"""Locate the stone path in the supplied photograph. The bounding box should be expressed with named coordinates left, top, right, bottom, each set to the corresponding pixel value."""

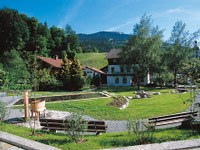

left=0, top=131, right=60, bottom=150
left=0, top=141, right=24, bottom=150
left=105, top=138, right=200, bottom=150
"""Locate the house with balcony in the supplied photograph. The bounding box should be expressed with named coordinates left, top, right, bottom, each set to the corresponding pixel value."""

left=105, top=48, right=150, bottom=86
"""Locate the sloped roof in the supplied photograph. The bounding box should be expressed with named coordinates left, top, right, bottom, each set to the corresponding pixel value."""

left=84, top=66, right=106, bottom=75
left=105, top=48, right=122, bottom=59
left=37, top=56, right=62, bottom=68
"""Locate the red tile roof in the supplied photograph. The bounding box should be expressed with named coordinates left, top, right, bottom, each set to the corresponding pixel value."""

left=37, top=56, right=62, bottom=68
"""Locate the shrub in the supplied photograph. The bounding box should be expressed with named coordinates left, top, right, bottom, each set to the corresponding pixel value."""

left=37, top=69, right=62, bottom=91
left=64, top=112, right=87, bottom=143
left=0, top=101, right=7, bottom=122
left=127, top=119, right=155, bottom=144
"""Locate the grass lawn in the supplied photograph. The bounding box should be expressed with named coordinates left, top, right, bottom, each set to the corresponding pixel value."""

left=46, top=90, right=192, bottom=120
left=76, top=52, right=108, bottom=69
left=0, top=122, right=200, bottom=150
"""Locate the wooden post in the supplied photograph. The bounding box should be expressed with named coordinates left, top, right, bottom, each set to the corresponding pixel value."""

left=24, top=91, right=29, bottom=120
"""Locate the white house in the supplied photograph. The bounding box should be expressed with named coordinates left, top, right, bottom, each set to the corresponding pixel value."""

left=83, top=66, right=107, bottom=84
left=105, top=48, right=150, bottom=86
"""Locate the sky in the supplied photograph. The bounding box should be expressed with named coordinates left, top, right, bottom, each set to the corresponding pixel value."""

left=1, top=0, right=200, bottom=40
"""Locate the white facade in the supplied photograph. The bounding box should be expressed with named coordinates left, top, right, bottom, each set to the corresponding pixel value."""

left=107, top=76, right=132, bottom=86
left=107, top=65, right=133, bottom=86
left=83, top=68, right=99, bottom=78
left=107, top=64, right=150, bottom=86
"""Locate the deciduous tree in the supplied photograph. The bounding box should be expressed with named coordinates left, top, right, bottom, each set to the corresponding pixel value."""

left=120, top=14, right=163, bottom=89
left=164, top=21, right=200, bottom=86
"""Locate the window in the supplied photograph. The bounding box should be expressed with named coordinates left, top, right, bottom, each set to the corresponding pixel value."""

left=111, top=67, right=115, bottom=73
left=127, top=67, right=130, bottom=73
left=115, top=77, right=119, bottom=84
left=120, top=66, right=124, bottom=73
left=123, top=77, right=127, bottom=84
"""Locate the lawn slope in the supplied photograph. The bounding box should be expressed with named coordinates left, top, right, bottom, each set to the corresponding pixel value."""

left=46, top=92, right=191, bottom=120
left=76, top=52, right=108, bottom=69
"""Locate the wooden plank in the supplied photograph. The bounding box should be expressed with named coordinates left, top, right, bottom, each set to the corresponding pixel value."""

left=40, top=119, right=107, bottom=133
left=155, top=118, right=190, bottom=126
left=149, top=115, right=192, bottom=123
left=149, top=111, right=197, bottom=120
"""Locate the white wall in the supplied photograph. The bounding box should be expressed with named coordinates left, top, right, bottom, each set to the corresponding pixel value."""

left=107, top=76, right=132, bottom=86
left=83, top=68, right=99, bottom=78
left=107, top=65, right=133, bottom=74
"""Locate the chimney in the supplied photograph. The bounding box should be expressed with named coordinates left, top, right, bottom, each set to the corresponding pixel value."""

left=55, top=55, right=58, bottom=60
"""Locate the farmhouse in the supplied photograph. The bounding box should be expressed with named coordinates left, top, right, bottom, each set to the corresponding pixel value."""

left=37, top=56, right=62, bottom=74
left=37, top=56, right=106, bottom=84
left=105, top=48, right=150, bottom=86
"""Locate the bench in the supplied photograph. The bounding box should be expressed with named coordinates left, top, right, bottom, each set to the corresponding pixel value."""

left=176, top=88, right=189, bottom=93
left=148, top=111, right=198, bottom=126
left=39, top=118, right=107, bottom=135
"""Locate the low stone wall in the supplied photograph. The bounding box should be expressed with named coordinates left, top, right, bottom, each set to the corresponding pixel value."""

left=14, top=92, right=107, bottom=105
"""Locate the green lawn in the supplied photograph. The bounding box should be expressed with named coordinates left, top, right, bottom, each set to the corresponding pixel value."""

left=46, top=91, right=192, bottom=120
left=76, top=52, right=108, bottom=69
left=0, top=122, right=200, bottom=150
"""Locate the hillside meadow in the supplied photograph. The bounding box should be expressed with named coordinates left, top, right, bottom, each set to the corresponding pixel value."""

left=76, top=52, right=108, bottom=69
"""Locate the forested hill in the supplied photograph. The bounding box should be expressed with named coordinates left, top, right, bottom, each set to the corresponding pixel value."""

left=77, top=31, right=131, bottom=52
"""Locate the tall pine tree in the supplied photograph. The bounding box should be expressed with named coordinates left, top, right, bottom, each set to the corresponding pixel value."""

left=60, top=54, right=70, bottom=90
left=70, top=58, right=85, bottom=91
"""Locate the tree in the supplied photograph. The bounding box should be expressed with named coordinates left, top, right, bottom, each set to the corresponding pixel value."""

left=2, top=49, right=30, bottom=90
left=0, top=8, right=29, bottom=54
left=70, top=58, right=85, bottom=91
left=0, top=101, right=7, bottom=122
left=182, top=58, right=200, bottom=85
left=60, top=53, right=71, bottom=90
left=49, top=26, right=66, bottom=56
left=164, top=21, right=200, bottom=86
left=64, top=112, right=87, bottom=142
left=0, top=65, right=6, bottom=88
left=64, top=25, right=82, bottom=53
left=120, top=14, right=163, bottom=89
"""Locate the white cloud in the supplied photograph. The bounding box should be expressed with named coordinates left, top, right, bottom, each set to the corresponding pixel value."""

left=152, top=7, right=200, bottom=40
left=166, top=8, right=182, bottom=14
left=58, top=0, right=84, bottom=28
left=105, top=17, right=139, bottom=32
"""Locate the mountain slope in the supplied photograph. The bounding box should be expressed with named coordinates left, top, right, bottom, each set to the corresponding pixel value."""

left=77, top=31, right=131, bottom=52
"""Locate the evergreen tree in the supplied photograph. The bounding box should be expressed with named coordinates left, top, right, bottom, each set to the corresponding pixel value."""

left=2, top=49, right=30, bottom=90
left=60, top=54, right=70, bottom=90
left=65, top=24, right=82, bottom=53
left=70, top=58, right=85, bottom=91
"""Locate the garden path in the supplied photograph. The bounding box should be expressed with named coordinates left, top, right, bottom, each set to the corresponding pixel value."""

left=3, top=91, right=200, bottom=133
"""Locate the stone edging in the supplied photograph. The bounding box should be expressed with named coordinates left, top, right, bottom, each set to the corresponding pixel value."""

left=104, top=138, right=200, bottom=150
left=0, top=131, right=60, bottom=150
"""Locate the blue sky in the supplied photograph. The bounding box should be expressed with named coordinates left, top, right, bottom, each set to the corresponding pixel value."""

left=1, top=0, right=200, bottom=40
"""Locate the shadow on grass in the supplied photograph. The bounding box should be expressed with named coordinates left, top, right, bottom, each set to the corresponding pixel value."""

left=99, top=137, right=136, bottom=147
left=36, top=138, right=71, bottom=145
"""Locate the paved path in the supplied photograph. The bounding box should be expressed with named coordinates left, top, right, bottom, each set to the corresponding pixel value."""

left=105, top=138, right=200, bottom=150
left=0, top=131, right=60, bottom=150
left=0, top=141, right=24, bottom=150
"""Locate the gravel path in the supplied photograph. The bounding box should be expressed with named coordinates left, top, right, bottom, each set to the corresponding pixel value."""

left=0, top=92, right=19, bottom=107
